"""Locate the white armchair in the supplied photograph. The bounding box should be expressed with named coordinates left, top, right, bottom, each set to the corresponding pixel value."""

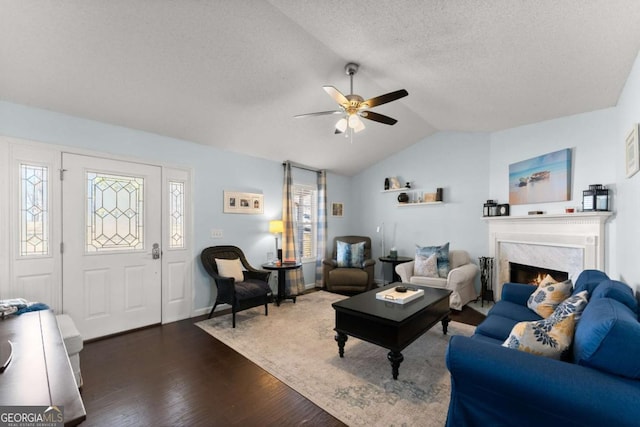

left=395, top=250, right=479, bottom=310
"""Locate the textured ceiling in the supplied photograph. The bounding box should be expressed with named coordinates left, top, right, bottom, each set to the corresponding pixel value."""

left=2, top=1, right=640, bottom=175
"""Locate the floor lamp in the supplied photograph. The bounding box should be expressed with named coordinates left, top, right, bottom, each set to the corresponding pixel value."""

left=269, top=220, right=284, bottom=261
left=376, top=222, right=385, bottom=257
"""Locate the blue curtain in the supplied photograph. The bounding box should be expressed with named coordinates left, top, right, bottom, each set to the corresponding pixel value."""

left=316, top=170, right=327, bottom=287
left=282, top=162, right=305, bottom=296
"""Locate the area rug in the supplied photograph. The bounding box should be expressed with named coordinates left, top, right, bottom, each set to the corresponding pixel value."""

left=196, top=291, right=475, bottom=427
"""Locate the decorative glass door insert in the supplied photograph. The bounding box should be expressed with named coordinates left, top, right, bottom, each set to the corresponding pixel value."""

left=86, top=171, right=144, bottom=252
left=168, top=181, right=184, bottom=249
left=19, top=163, right=49, bottom=256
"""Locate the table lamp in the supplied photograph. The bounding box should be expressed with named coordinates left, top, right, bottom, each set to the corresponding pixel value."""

left=269, top=220, right=284, bottom=261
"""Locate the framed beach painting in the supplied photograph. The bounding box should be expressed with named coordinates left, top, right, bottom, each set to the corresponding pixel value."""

left=508, top=148, right=572, bottom=205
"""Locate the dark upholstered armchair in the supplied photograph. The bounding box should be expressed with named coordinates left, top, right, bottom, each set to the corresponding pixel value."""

left=322, top=236, right=376, bottom=294
left=201, top=245, right=272, bottom=328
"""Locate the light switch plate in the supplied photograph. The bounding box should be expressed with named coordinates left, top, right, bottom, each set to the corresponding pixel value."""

left=211, top=229, right=223, bottom=239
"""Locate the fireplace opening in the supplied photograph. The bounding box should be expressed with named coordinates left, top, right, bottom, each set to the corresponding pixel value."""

left=509, top=262, right=569, bottom=286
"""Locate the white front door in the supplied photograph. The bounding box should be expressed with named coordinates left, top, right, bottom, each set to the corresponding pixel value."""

left=62, top=153, right=162, bottom=340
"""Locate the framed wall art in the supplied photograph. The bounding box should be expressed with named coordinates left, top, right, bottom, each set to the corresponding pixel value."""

left=508, top=148, right=572, bottom=205
left=223, top=191, right=264, bottom=214
left=625, top=124, right=639, bottom=178
left=331, top=202, right=344, bottom=217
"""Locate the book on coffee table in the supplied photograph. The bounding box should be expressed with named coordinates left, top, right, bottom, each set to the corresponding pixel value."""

left=376, top=287, right=425, bottom=304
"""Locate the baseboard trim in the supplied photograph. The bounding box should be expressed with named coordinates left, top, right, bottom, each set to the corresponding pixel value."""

left=192, top=303, right=230, bottom=318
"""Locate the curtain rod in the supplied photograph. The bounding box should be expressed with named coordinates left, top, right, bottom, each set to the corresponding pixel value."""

left=283, top=161, right=321, bottom=173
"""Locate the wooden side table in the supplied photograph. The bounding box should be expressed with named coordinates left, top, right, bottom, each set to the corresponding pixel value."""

left=378, top=256, right=413, bottom=283
left=261, top=262, right=302, bottom=306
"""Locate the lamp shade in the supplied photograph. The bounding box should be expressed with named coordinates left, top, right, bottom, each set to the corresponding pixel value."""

left=348, top=114, right=365, bottom=132
left=335, top=117, right=348, bottom=133
left=269, top=220, right=283, bottom=234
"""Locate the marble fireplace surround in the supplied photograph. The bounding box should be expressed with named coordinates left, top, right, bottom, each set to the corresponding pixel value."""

left=485, top=212, right=613, bottom=299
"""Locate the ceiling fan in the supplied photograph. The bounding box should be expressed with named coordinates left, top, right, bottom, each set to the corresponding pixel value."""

left=295, top=62, right=408, bottom=137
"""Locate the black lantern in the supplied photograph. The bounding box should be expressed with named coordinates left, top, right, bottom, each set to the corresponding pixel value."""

left=595, top=186, right=610, bottom=211
left=483, top=200, right=497, bottom=217
left=583, top=184, right=609, bottom=212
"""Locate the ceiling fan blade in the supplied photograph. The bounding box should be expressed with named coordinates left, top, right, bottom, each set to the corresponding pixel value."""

left=294, top=110, right=343, bottom=118
left=360, top=110, right=398, bottom=125
left=361, top=89, right=408, bottom=108
left=323, top=86, right=349, bottom=106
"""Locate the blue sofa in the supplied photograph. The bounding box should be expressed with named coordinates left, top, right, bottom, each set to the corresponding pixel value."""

left=445, top=270, right=640, bottom=427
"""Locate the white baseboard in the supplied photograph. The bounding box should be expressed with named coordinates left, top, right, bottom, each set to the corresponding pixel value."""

left=191, top=303, right=230, bottom=318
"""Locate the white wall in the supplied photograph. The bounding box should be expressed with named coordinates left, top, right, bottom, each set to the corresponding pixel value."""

left=351, top=131, right=491, bottom=287
left=489, top=108, right=619, bottom=276
left=351, top=75, right=635, bottom=293
left=3, top=46, right=639, bottom=305
left=0, top=101, right=348, bottom=311
left=324, top=173, right=353, bottom=253
left=615, top=50, right=640, bottom=292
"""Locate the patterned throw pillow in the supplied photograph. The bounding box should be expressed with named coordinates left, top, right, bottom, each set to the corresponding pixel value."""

left=336, top=241, right=365, bottom=268
left=415, top=242, right=450, bottom=278
left=538, top=273, right=559, bottom=287
left=414, top=253, right=438, bottom=277
left=552, top=290, right=589, bottom=322
left=503, top=290, right=589, bottom=359
left=527, top=279, right=573, bottom=318
left=215, top=258, right=245, bottom=282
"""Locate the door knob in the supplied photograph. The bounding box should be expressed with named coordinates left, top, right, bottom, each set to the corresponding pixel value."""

left=152, top=243, right=161, bottom=259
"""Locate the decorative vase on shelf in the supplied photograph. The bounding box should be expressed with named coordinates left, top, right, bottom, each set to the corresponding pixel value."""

left=384, top=178, right=390, bottom=190
left=397, top=192, right=409, bottom=203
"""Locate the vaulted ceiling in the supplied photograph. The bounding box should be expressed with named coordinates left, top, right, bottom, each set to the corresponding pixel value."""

left=2, top=1, right=640, bottom=175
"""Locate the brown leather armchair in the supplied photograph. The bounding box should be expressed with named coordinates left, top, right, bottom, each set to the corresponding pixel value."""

left=322, top=236, right=376, bottom=294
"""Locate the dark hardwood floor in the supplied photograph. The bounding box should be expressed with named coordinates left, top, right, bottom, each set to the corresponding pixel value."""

left=80, top=313, right=345, bottom=426
left=449, top=304, right=488, bottom=326
left=80, top=302, right=485, bottom=426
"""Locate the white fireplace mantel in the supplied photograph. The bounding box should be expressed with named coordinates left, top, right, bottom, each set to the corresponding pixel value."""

left=485, top=212, right=613, bottom=298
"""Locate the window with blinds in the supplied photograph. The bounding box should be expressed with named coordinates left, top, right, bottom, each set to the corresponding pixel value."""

left=292, top=184, right=316, bottom=261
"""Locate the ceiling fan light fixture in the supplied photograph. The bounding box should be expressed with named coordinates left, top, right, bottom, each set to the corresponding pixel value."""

left=296, top=62, right=408, bottom=138
left=348, top=114, right=365, bottom=132
left=335, top=117, right=348, bottom=133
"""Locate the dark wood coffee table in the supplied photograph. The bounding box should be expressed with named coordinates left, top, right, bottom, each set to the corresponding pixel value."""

left=332, top=284, right=451, bottom=380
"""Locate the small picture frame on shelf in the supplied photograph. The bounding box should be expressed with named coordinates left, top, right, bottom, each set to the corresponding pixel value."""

left=388, top=177, right=401, bottom=189
left=423, top=193, right=437, bottom=202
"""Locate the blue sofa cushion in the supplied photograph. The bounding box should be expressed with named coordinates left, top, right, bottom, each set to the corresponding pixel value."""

left=475, top=314, right=520, bottom=341
left=574, top=297, right=640, bottom=379
left=591, top=279, right=638, bottom=314
left=469, top=334, right=505, bottom=346
left=488, top=300, right=543, bottom=322
left=500, top=282, right=537, bottom=305
left=573, top=269, right=609, bottom=295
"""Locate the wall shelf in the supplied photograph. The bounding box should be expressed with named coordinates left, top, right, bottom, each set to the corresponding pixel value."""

left=383, top=187, right=443, bottom=205
left=397, top=201, right=443, bottom=207
left=381, top=188, right=414, bottom=193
